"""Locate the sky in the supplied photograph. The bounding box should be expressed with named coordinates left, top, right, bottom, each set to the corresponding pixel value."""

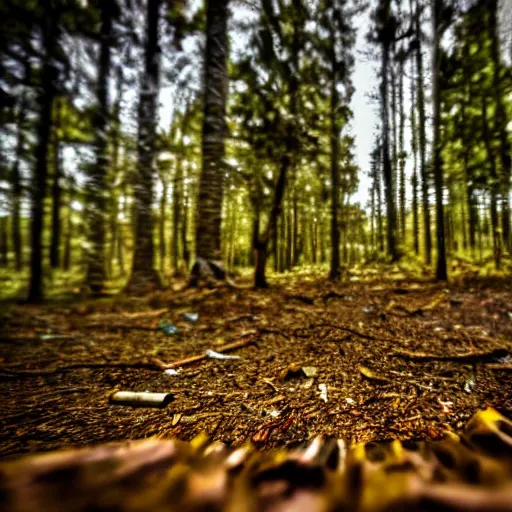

left=349, top=12, right=380, bottom=206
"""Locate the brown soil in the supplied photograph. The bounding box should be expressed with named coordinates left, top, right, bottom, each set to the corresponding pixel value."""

left=1, top=271, right=512, bottom=460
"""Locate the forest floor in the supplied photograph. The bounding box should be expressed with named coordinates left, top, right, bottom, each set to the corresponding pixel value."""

left=1, top=264, right=512, bottom=461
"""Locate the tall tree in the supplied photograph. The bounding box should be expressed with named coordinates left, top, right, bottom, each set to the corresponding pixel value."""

left=410, top=53, right=419, bottom=255
left=50, top=100, right=63, bottom=269
left=414, top=0, right=432, bottom=265
left=375, top=0, right=399, bottom=261
left=85, top=0, right=117, bottom=294
left=488, top=0, right=511, bottom=254
left=11, top=92, right=27, bottom=272
left=28, top=2, right=59, bottom=302
left=126, top=0, right=162, bottom=292
left=325, top=0, right=356, bottom=281
left=192, top=0, right=229, bottom=282
left=432, top=0, right=447, bottom=280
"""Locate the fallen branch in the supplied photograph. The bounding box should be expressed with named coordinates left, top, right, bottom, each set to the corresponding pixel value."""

left=0, top=361, right=161, bottom=378
left=486, top=364, right=512, bottom=371
left=392, top=348, right=508, bottom=363
left=121, top=308, right=169, bottom=319
left=152, top=337, right=256, bottom=370
left=387, top=291, right=449, bottom=317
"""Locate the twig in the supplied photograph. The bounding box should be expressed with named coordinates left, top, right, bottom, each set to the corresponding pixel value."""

left=0, top=362, right=160, bottom=378
left=313, top=322, right=378, bottom=341
left=152, top=337, right=256, bottom=370
left=392, top=348, right=508, bottom=363
left=121, top=308, right=169, bottom=319
left=486, top=364, right=512, bottom=371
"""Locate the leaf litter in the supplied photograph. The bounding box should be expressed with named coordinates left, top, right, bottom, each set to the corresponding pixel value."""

left=0, top=274, right=512, bottom=459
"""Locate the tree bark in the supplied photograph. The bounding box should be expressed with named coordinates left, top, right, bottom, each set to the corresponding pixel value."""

left=194, top=0, right=229, bottom=268
left=488, top=0, right=511, bottom=254
left=409, top=2, right=419, bottom=256
left=108, top=65, right=124, bottom=277
left=254, top=155, right=289, bottom=288
left=432, top=0, right=447, bottom=280
left=380, top=25, right=398, bottom=261
left=50, top=100, right=62, bottom=269
left=28, top=3, right=57, bottom=302
left=329, top=31, right=341, bottom=280
left=414, top=0, right=431, bottom=265
left=0, top=216, right=7, bottom=267
left=11, top=93, right=26, bottom=272
left=398, top=51, right=406, bottom=242
left=481, top=89, right=501, bottom=270
left=63, top=180, right=74, bottom=272
left=85, top=2, right=114, bottom=294
left=127, top=0, right=162, bottom=292
left=159, top=178, right=168, bottom=273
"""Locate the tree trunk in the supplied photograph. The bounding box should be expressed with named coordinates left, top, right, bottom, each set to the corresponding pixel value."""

left=128, top=0, right=162, bottom=292
left=50, top=100, right=62, bottom=269
left=414, top=0, right=432, bottom=265
left=380, top=27, right=398, bottom=261
left=488, top=0, right=511, bottom=253
left=432, top=0, right=447, bottom=280
left=409, top=15, right=419, bottom=255
left=292, top=192, right=299, bottom=266
left=172, top=105, right=191, bottom=275
left=481, top=89, right=501, bottom=270
left=11, top=93, right=27, bottom=272
left=194, top=0, right=229, bottom=272
left=28, top=4, right=57, bottom=302
left=254, top=155, right=289, bottom=288
left=85, top=3, right=114, bottom=295
left=390, top=60, right=399, bottom=234
left=398, top=52, right=406, bottom=243
left=329, top=35, right=341, bottom=280
left=0, top=216, right=7, bottom=267
left=285, top=194, right=292, bottom=270
left=108, top=65, right=124, bottom=277
left=63, top=181, right=74, bottom=272
left=182, top=182, right=190, bottom=269
left=159, top=179, right=168, bottom=273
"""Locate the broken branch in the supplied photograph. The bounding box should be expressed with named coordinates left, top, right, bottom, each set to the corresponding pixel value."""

left=152, top=337, right=256, bottom=370
left=392, top=348, right=508, bottom=363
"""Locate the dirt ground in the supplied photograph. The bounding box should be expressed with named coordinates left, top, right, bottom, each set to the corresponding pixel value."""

left=1, top=268, right=512, bottom=461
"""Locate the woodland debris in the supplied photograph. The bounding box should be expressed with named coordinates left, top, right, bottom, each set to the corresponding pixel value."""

left=164, top=369, right=182, bottom=376
left=314, top=322, right=378, bottom=341
left=225, top=314, right=255, bottom=324
left=158, top=322, right=179, bottom=336
left=359, top=365, right=390, bottom=383
left=280, top=363, right=317, bottom=380
left=388, top=291, right=450, bottom=317
left=152, top=337, right=255, bottom=370
left=319, top=383, right=328, bottom=402
left=39, top=334, right=76, bottom=342
left=286, top=294, right=315, bottom=305
left=464, top=375, right=476, bottom=393
left=120, top=308, right=169, bottom=319
left=302, top=366, right=318, bottom=378
left=392, top=348, right=509, bottom=363
left=181, top=312, right=199, bottom=323
left=109, top=391, right=174, bottom=408
left=0, top=361, right=162, bottom=378
left=321, top=290, right=346, bottom=301
left=487, top=364, right=512, bottom=371
left=205, top=350, right=241, bottom=361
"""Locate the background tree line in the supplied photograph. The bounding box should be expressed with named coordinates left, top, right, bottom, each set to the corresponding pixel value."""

left=0, top=0, right=510, bottom=301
